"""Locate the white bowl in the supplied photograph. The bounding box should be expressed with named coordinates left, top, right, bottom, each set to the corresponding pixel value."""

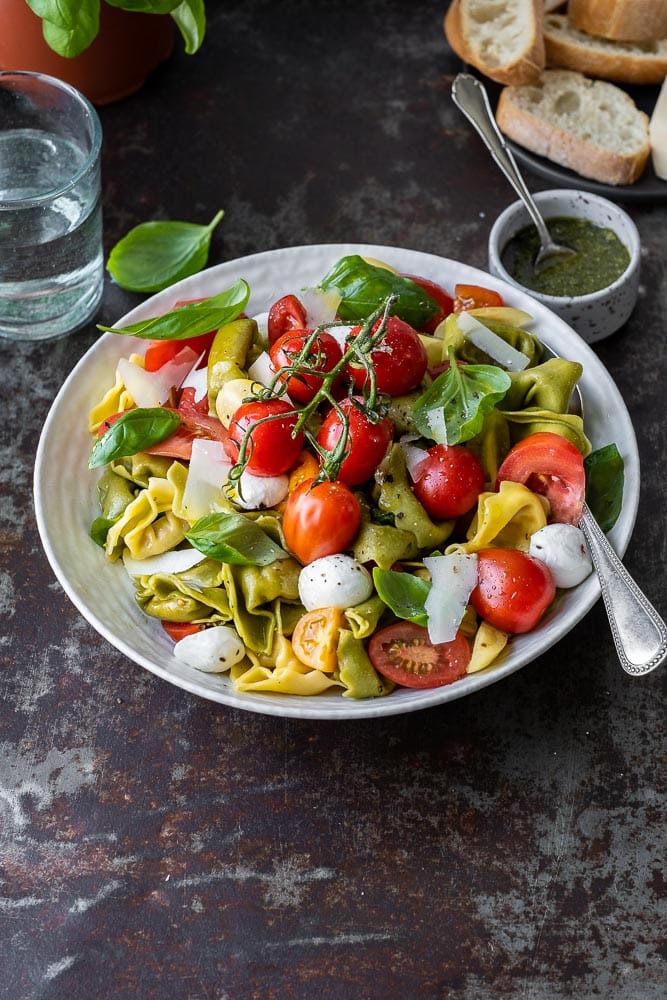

left=488, top=189, right=640, bottom=344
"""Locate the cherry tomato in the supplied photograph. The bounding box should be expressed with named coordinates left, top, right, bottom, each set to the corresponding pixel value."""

left=282, top=478, right=361, bottom=563
left=267, top=293, right=307, bottom=345
left=453, top=284, right=504, bottom=312
left=317, top=398, right=394, bottom=485
left=225, top=398, right=304, bottom=476
left=470, top=548, right=556, bottom=634
left=143, top=299, right=216, bottom=371
left=292, top=607, right=344, bottom=672
left=161, top=621, right=205, bottom=641
left=496, top=431, right=585, bottom=525
left=269, top=329, right=342, bottom=403
left=411, top=443, right=485, bottom=520
left=402, top=274, right=455, bottom=332
left=346, top=315, right=428, bottom=396
left=367, top=622, right=471, bottom=689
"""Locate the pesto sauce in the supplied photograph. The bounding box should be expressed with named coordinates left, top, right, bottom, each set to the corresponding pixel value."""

left=501, top=216, right=630, bottom=297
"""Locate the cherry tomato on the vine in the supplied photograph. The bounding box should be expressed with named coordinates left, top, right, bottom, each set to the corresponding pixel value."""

left=269, top=329, right=343, bottom=404
left=411, top=443, right=485, bottom=520
left=367, top=622, right=470, bottom=689
left=495, top=431, right=586, bottom=525
left=225, top=398, right=304, bottom=476
left=282, top=478, right=361, bottom=564
left=317, top=397, right=393, bottom=486
left=267, top=294, right=307, bottom=345
left=453, top=284, right=504, bottom=312
left=346, top=315, right=428, bottom=396
left=469, top=548, right=556, bottom=634
left=402, top=274, right=455, bottom=333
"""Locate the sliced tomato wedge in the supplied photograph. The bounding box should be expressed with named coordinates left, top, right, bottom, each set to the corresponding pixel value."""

left=453, top=283, right=504, bottom=312
left=161, top=621, right=205, bottom=641
left=496, top=431, right=585, bottom=525
left=367, top=622, right=470, bottom=689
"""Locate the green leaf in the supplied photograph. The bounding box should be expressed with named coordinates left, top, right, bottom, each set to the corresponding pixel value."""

left=413, top=357, right=511, bottom=445
left=106, top=1, right=182, bottom=13
left=170, top=0, right=206, bottom=53
left=89, top=408, right=182, bottom=469
left=90, top=516, right=115, bottom=547
left=185, top=513, right=289, bottom=566
left=318, top=255, right=441, bottom=330
left=26, top=0, right=99, bottom=58
left=373, top=567, right=430, bottom=626
left=585, top=444, right=625, bottom=532
left=107, top=210, right=224, bottom=293
left=97, top=279, right=250, bottom=340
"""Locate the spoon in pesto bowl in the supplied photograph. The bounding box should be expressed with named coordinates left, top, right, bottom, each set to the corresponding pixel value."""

left=541, top=342, right=667, bottom=676
left=451, top=73, right=576, bottom=275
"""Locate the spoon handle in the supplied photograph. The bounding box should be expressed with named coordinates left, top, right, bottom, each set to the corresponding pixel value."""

left=579, top=504, right=667, bottom=675
left=451, top=73, right=552, bottom=248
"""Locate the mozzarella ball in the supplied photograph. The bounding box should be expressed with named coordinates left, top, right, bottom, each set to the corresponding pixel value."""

left=173, top=626, right=246, bottom=673
left=529, top=523, right=593, bottom=589
left=298, top=554, right=373, bottom=611
left=228, top=469, right=289, bottom=510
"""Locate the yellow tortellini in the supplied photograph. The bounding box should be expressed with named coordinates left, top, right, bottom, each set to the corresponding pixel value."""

left=447, top=480, right=548, bottom=555
left=104, top=461, right=189, bottom=561
left=88, top=353, right=143, bottom=432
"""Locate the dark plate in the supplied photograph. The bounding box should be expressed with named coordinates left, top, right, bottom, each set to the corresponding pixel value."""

left=488, top=79, right=666, bottom=204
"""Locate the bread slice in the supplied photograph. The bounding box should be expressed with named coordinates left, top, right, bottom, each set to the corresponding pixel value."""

left=543, top=13, right=667, bottom=84
left=650, top=76, right=667, bottom=179
left=567, top=0, right=667, bottom=44
left=444, top=0, right=545, bottom=86
left=496, top=69, right=651, bottom=184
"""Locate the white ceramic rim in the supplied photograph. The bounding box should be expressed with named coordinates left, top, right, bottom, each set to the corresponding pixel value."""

left=33, top=243, right=640, bottom=719
left=488, top=189, right=641, bottom=304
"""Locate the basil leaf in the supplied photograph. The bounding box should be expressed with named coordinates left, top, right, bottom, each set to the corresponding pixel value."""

left=585, top=444, right=625, bottom=532
left=170, top=0, right=206, bottom=53
left=185, top=513, right=289, bottom=566
left=373, top=567, right=430, bottom=626
left=106, top=1, right=182, bottom=13
left=90, top=517, right=115, bottom=548
left=26, top=0, right=98, bottom=58
left=89, top=408, right=182, bottom=469
left=318, top=255, right=440, bottom=329
left=97, top=279, right=250, bottom=340
left=107, top=210, right=224, bottom=293
left=413, top=361, right=511, bottom=445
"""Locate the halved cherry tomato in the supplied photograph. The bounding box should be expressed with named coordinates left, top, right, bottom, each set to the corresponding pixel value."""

left=470, top=548, right=556, bottom=634
left=282, top=478, right=361, bottom=563
left=292, top=607, right=344, bottom=671
left=496, top=431, right=585, bottom=525
left=267, top=294, right=307, bottom=345
left=367, top=622, right=471, bottom=689
left=403, top=274, right=455, bottom=333
left=412, top=443, right=485, bottom=519
left=269, top=329, right=342, bottom=403
left=225, top=398, right=304, bottom=476
left=346, top=315, right=428, bottom=396
left=317, top=397, right=393, bottom=485
left=161, top=621, right=205, bottom=641
left=453, top=284, right=504, bottom=312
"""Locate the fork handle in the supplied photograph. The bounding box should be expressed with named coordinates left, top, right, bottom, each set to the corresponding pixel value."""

left=579, top=504, right=667, bottom=675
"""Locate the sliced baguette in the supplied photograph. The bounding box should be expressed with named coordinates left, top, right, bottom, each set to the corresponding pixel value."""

left=543, top=13, right=667, bottom=84
left=444, top=0, right=545, bottom=85
left=567, top=0, right=667, bottom=44
left=496, top=69, right=651, bottom=184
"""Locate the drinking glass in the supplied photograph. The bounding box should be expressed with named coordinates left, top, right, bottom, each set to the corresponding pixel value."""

left=0, top=71, right=103, bottom=341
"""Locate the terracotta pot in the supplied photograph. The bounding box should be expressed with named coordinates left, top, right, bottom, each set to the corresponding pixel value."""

left=0, top=0, right=175, bottom=104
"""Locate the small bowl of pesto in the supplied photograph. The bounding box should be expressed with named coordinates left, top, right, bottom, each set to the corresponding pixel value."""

left=488, top=189, right=640, bottom=344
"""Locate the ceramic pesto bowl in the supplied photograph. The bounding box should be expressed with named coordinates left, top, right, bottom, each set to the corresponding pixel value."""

left=487, top=189, right=641, bottom=345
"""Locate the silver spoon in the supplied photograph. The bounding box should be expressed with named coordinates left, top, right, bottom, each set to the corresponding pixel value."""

left=542, top=342, right=667, bottom=675
left=451, top=73, right=576, bottom=275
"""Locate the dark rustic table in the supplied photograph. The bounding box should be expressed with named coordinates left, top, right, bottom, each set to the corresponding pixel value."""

left=2, top=3, right=665, bottom=998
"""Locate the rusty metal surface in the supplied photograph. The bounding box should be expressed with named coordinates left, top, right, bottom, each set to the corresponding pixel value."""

left=1, top=2, right=665, bottom=997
